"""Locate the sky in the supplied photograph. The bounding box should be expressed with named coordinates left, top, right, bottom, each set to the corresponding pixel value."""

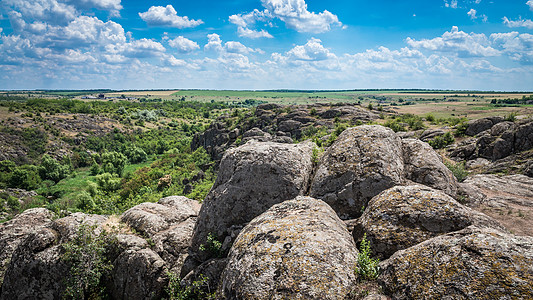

left=1, top=0, right=533, bottom=91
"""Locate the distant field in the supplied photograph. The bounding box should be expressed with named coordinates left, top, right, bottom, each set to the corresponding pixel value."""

left=3, top=89, right=532, bottom=120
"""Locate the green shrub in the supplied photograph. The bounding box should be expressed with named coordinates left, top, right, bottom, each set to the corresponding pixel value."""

left=199, top=233, right=222, bottom=259
left=95, top=173, right=121, bottom=193
left=166, top=272, right=216, bottom=300
left=504, top=112, right=517, bottom=122
left=356, top=233, right=380, bottom=281
left=101, top=151, right=127, bottom=176
left=39, top=154, right=71, bottom=183
left=62, top=224, right=117, bottom=299
left=428, top=132, right=455, bottom=149
left=444, top=161, right=468, bottom=182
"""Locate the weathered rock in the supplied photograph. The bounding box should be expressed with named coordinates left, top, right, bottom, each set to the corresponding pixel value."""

left=353, top=185, right=505, bottom=259
left=401, top=139, right=458, bottom=196
left=220, top=197, right=358, bottom=299
left=465, top=117, right=503, bottom=136
left=310, top=125, right=405, bottom=219
left=52, top=212, right=108, bottom=243
left=515, top=121, right=533, bottom=152
left=181, top=258, right=228, bottom=295
left=1, top=227, right=66, bottom=300
left=110, top=248, right=167, bottom=300
left=0, top=208, right=53, bottom=285
left=379, top=225, right=533, bottom=299
left=191, top=140, right=314, bottom=259
left=419, top=129, right=445, bottom=142
left=121, top=196, right=199, bottom=237
left=462, top=174, right=533, bottom=236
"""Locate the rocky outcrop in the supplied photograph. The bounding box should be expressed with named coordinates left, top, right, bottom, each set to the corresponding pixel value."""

left=450, top=119, right=533, bottom=162
left=1, top=213, right=107, bottom=300
left=192, top=103, right=379, bottom=161
left=353, top=185, right=505, bottom=259
left=310, top=125, right=405, bottom=219
left=220, top=197, right=358, bottom=299
left=461, top=174, right=533, bottom=236
left=1, top=196, right=201, bottom=300
left=190, top=141, right=315, bottom=260
left=0, top=208, right=54, bottom=285
left=465, top=116, right=503, bottom=136
left=401, top=139, right=458, bottom=196
left=379, top=225, right=533, bottom=299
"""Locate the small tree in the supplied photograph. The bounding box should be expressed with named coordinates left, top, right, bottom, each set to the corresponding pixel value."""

left=39, top=154, right=70, bottom=183
left=101, top=151, right=127, bottom=176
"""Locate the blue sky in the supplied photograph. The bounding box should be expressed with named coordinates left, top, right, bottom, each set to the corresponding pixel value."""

left=1, top=0, right=533, bottom=90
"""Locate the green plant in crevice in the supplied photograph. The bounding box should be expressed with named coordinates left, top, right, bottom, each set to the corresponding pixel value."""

left=62, top=223, right=117, bottom=299
left=356, top=233, right=380, bottom=281
left=444, top=160, right=468, bottom=182
left=199, top=232, right=222, bottom=259
left=166, top=272, right=216, bottom=300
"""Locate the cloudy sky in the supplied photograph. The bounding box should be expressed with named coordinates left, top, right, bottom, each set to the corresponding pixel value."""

left=1, top=0, right=533, bottom=90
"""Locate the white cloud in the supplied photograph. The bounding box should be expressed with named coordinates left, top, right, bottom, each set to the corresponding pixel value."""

left=491, top=32, right=533, bottom=64
left=444, top=0, right=458, bottom=9
left=262, top=0, right=342, bottom=33
left=139, top=5, right=203, bottom=28
left=285, top=38, right=336, bottom=61
left=406, top=26, right=500, bottom=57
left=3, top=0, right=77, bottom=26
left=204, top=33, right=262, bottom=55
left=237, top=27, right=273, bottom=39
left=503, top=16, right=533, bottom=29
left=229, top=0, right=342, bottom=36
left=166, top=55, right=187, bottom=67
left=204, top=33, right=223, bottom=52
left=475, top=0, right=482, bottom=4
left=528, top=0, right=533, bottom=11
left=468, top=9, right=477, bottom=19
left=65, top=0, right=122, bottom=13
left=168, top=36, right=199, bottom=53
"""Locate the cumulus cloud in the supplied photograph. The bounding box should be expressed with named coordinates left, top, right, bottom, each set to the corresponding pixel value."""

left=503, top=16, right=533, bottom=29
left=528, top=0, right=533, bottom=11
left=229, top=0, right=342, bottom=36
left=261, top=0, right=341, bottom=33
left=444, top=0, right=458, bottom=9
left=468, top=8, right=487, bottom=22
left=406, top=26, right=500, bottom=57
left=491, top=32, right=533, bottom=64
left=139, top=5, right=203, bottom=28
left=285, top=38, right=336, bottom=61
left=204, top=33, right=262, bottom=54
left=65, top=0, right=122, bottom=13
left=3, top=0, right=77, bottom=26
left=237, top=27, right=273, bottom=39
left=168, top=36, right=200, bottom=53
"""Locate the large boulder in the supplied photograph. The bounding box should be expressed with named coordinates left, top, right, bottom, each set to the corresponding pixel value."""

left=379, top=225, right=533, bottom=299
left=310, top=125, right=405, bottom=219
left=220, top=197, right=358, bottom=299
left=465, top=117, right=503, bottom=136
left=190, top=141, right=315, bottom=258
left=1, top=213, right=108, bottom=300
left=353, top=185, right=505, bottom=259
left=0, top=208, right=53, bottom=284
left=401, top=139, right=458, bottom=196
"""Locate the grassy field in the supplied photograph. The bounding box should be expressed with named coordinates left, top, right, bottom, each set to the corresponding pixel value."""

left=4, top=89, right=533, bottom=120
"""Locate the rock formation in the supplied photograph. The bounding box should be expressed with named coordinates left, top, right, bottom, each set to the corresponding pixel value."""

left=379, top=225, right=533, bottom=299
left=220, top=196, right=358, bottom=299
left=190, top=140, right=315, bottom=260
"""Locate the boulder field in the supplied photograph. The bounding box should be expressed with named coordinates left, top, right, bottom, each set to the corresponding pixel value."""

left=1, top=125, right=532, bottom=299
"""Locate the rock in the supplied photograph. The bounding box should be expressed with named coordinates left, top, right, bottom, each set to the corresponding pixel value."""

left=310, top=125, right=405, bottom=219
left=51, top=212, right=108, bottom=243
left=401, top=139, right=458, bottom=196
left=465, top=157, right=491, bottom=170
left=353, top=185, right=505, bottom=259
left=462, top=174, right=533, bottom=236
left=121, top=196, right=199, bottom=237
left=181, top=258, right=228, bottom=295
left=242, top=127, right=269, bottom=138
left=0, top=208, right=53, bottom=285
left=220, top=197, right=358, bottom=299
left=490, top=121, right=517, bottom=136
left=110, top=248, right=167, bottom=300
left=515, top=121, right=533, bottom=152
left=465, top=117, right=503, bottom=136
left=419, top=129, right=445, bottom=142
left=379, top=225, right=533, bottom=299
left=190, top=141, right=314, bottom=260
